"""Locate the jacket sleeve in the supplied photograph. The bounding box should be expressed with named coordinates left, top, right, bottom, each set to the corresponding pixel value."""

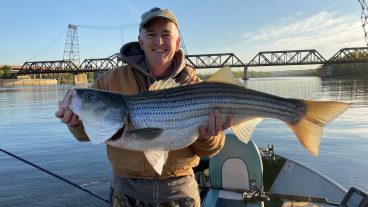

left=190, top=133, right=226, bottom=157
left=174, top=65, right=201, bottom=85
left=68, top=122, right=89, bottom=142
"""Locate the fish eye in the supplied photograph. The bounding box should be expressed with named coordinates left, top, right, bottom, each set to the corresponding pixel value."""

left=85, top=93, right=96, bottom=100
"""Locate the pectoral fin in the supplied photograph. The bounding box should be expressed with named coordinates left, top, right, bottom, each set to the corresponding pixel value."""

left=126, top=128, right=164, bottom=140
left=144, top=151, right=169, bottom=175
left=230, top=117, right=263, bottom=143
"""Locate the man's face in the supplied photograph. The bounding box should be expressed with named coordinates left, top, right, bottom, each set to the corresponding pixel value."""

left=138, top=18, right=180, bottom=76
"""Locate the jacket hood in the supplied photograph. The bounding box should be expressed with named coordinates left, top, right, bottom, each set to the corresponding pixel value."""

left=119, top=41, right=186, bottom=80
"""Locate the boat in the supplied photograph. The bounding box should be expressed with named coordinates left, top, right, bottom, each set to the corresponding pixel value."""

left=2, top=131, right=366, bottom=206
left=193, top=132, right=368, bottom=207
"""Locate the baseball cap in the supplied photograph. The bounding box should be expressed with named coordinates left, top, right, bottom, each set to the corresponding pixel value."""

left=139, top=7, right=179, bottom=30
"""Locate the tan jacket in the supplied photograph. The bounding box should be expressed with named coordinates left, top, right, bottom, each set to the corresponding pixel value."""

left=68, top=42, right=225, bottom=179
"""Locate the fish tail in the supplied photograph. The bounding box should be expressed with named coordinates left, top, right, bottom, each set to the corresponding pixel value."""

left=287, top=101, right=350, bottom=156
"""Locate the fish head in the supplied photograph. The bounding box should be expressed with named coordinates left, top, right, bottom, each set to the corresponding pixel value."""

left=64, top=88, right=129, bottom=144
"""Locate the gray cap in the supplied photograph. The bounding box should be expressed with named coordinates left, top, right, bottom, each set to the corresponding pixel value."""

left=139, top=7, right=179, bottom=30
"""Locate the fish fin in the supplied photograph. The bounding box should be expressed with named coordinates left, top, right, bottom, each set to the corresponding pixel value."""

left=230, top=117, right=263, bottom=143
left=144, top=151, right=169, bottom=175
left=205, top=67, right=244, bottom=86
left=287, top=101, right=350, bottom=157
left=149, top=78, right=181, bottom=91
left=126, top=128, right=164, bottom=140
left=84, top=122, right=124, bottom=145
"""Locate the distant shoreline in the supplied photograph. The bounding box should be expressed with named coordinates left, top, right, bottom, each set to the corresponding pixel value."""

left=0, top=78, right=57, bottom=87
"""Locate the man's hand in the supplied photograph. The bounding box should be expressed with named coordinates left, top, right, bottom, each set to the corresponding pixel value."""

left=55, top=101, right=79, bottom=127
left=198, top=109, right=233, bottom=141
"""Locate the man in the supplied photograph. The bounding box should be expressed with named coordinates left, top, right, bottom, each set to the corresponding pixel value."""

left=55, top=7, right=232, bottom=207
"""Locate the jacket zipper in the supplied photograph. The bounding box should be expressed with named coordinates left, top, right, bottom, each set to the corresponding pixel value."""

left=153, top=175, right=159, bottom=204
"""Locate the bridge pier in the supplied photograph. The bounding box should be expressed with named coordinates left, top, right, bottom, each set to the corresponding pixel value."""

left=93, top=71, right=105, bottom=81
left=242, top=66, right=248, bottom=80
left=73, top=73, right=88, bottom=85
left=320, top=65, right=333, bottom=77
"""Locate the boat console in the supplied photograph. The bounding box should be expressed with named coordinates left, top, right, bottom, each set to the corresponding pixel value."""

left=196, top=135, right=367, bottom=207
left=340, top=187, right=368, bottom=207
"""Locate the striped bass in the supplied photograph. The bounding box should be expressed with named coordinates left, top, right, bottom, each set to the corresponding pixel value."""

left=62, top=67, right=350, bottom=174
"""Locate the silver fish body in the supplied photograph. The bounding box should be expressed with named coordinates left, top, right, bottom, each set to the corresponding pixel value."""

left=63, top=67, right=349, bottom=174
left=124, top=81, right=305, bottom=151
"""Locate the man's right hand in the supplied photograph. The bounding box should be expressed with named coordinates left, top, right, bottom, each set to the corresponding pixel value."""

left=55, top=100, right=79, bottom=127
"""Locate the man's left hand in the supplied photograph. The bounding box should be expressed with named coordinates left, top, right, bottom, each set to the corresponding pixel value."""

left=198, top=109, right=233, bottom=141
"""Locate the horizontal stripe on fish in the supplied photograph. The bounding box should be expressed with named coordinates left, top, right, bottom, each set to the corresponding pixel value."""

left=126, top=82, right=306, bottom=125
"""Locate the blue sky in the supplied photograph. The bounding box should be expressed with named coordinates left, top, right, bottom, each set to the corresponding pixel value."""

left=0, top=0, right=365, bottom=71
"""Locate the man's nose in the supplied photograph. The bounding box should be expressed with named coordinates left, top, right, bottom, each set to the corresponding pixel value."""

left=154, top=35, right=164, bottom=45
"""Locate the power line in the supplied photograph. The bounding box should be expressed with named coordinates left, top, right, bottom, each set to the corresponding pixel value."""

left=76, top=23, right=189, bottom=53
left=27, top=28, right=66, bottom=61
left=76, top=23, right=138, bottom=30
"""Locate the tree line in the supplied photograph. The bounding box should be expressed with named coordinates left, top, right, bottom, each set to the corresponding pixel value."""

left=0, top=65, right=12, bottom=79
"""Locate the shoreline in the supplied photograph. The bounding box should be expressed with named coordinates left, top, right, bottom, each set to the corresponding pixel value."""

left=0, top=78, right=57, bottom=87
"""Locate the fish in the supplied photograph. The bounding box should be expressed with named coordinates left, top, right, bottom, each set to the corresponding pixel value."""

left=61, top=67, right=350, bottom=174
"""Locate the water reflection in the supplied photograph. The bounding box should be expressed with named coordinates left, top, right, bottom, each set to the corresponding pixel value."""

left=0, top=76, right=367, bottom=206
left=245, top=76, right=368, bottom=106
left=321, top=77, right=368, bottom=106
left=245, top=77, right=322, bottom=100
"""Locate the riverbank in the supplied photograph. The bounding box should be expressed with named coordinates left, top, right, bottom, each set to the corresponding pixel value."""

left=0, top=78, right=57, bottom=87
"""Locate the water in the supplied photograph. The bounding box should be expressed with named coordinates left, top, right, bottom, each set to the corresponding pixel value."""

left=0, top=76, right=367, bottom=206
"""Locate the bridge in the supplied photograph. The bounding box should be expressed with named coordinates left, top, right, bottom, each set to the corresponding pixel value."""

left=14, top=47, right=368, bottom=80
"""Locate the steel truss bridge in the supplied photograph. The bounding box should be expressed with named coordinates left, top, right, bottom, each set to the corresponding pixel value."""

left=14, top=47, right=368, bottom=75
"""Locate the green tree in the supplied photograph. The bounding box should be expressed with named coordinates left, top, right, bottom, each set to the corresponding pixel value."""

left=322, top=51, right=368, bottom=76
left=0, top=65, right=12, bottom=79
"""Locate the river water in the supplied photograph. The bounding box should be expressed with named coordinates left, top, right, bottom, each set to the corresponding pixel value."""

left=0, top=76, right=367, bottom=206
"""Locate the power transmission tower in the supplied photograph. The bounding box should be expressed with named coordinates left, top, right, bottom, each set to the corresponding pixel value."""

left=63, top=24, right=80, bottom=65
left=179, top=29, right=188, bottom=55
left=358, top=0, right=368, bottom=45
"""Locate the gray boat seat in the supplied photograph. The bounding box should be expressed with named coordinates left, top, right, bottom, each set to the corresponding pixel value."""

left=202, top=133, right=263, bottom=207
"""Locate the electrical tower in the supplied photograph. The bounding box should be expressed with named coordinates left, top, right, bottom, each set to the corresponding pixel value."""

left=63, top=24, right=80, bottom=65
left=179, top=29, right=188, bottom=55
left=358, top=0, right=368, bottom=46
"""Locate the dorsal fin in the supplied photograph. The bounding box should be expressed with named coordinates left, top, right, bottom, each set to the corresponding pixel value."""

left=149, top=78, right=181, bottom=91
left=149, top=67, right=243, bottom=91
left=205, top=67, right=244, bottom=86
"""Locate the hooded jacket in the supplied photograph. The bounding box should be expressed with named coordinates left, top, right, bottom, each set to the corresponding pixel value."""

left=68, top=42, right=225, bottom=179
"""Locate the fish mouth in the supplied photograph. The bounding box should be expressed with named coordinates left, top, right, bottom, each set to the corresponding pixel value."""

left=62, top=88, right=81, bottom=115
left=62, top=88, right=74, bottom=108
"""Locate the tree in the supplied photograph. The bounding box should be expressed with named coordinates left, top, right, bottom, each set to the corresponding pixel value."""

left=0, top=65, right=12, bottom=79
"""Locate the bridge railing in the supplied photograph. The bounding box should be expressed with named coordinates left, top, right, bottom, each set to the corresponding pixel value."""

left=18, top=60, right=79, bottom=74
left=13, top=47, right=368, bottom=75
left=185, top=53, right=246, bottom=68
left=247, top=49, right=326, bottom=66
left=326, top=47, right=368, bottom=64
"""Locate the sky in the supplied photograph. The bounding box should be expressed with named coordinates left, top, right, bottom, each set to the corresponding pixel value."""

left=0, top=0, right=366, bottom=71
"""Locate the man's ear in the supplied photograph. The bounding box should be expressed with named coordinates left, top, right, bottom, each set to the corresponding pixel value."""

left=176, top=36, right=181, bottom=51
left=138, top=35, right=144, bottom=50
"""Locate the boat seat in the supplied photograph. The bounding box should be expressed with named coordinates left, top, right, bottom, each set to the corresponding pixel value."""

left=202, top=133, right=263, bottom=207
